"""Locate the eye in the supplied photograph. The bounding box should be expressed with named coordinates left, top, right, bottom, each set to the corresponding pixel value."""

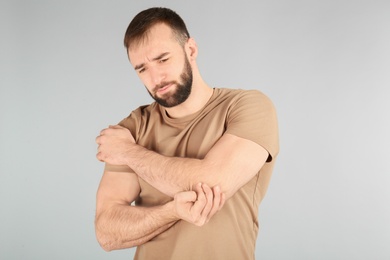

left=138, top=68, right=146, bottom=74
left=159, top=58, right=169, bottom=63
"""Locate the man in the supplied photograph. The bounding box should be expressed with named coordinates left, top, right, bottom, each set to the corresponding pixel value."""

left=95, top=7, right=279, bottom=260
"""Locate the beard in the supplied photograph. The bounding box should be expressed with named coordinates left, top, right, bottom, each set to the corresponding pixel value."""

left=147, top=56, right=193, bottom=108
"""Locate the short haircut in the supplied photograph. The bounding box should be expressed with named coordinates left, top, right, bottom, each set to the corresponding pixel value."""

left=124, top=7, right=190, bottom=50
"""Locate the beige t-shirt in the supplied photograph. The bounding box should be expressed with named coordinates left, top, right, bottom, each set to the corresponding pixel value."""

left=106, top=88, right=279, bottom=260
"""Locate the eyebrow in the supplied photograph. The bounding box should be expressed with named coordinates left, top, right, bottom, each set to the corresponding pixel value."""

left=134, top=52, right=170, bottom=70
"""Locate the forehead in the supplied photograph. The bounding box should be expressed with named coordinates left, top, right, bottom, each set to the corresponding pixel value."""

left=128, top=23, right=181, bottom=64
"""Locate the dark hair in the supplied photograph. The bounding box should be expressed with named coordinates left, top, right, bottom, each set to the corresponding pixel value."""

left=124, top=7, right=190, bottom=50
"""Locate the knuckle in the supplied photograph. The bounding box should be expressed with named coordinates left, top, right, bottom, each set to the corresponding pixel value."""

left=96, top=153, right=102, bottom=161
left=198, top=196, right=206, bottom=203
left=196, top=220, right=205, bottom=227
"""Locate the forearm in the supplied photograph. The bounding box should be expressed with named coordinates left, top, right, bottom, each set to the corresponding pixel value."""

left=95, top=202, right=178, bottom=251
left=123, top=134, right=268, bottom=199
left=96, top=126, right=267, bottom=199
left=125, top=144, right=221, bottom=197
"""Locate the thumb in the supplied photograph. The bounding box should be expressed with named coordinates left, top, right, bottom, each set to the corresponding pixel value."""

left=175, top=191, right=197, bottom=203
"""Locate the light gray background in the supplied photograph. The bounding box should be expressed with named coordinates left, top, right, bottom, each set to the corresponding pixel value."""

left=1, top=0, right=389, bottom=259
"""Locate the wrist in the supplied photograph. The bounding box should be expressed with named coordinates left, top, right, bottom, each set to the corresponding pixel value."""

left=163, top=200, right=180, bottom=222
left=124, top=142, right=137, bottom=167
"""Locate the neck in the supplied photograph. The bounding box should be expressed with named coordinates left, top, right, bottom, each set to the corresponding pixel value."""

left=164, top=76, right=213, bottom=118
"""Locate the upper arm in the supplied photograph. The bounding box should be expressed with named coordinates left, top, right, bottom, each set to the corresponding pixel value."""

left=199, top=133, right=269, bottom=198
left=196, top=91, right=278, bottom=198
left=96, top=170, right=140, bottom=216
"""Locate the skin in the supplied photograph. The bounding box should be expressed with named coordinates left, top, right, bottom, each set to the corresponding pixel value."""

left=95, top=23, right=225, bottom=252
left=95, top=171, right=223, bottom=251
left=95, top=23, right=269, bottom=251
left=128, top=23, right=213, bottom=118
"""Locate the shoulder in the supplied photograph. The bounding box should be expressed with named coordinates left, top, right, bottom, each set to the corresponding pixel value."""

left=215, top=87, right=270, bottom=99
left=118, top=102, right=161, bottom=135
left=128, top=102, right=159, bottom=118
left=214, top=88, right=275, bottom=110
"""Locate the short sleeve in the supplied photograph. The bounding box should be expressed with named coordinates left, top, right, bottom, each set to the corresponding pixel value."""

left=104, top=163, right=134, bottom=173
left=225, top=90, right=279, bottom=162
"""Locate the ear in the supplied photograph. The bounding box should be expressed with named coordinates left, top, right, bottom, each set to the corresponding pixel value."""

left=185, top=38, right=198, bottom=61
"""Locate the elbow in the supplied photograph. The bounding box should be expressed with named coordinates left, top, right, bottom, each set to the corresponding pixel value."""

left=95, top=228, right=115, bottom=252
left=99, top=239, right=139, bottom=252
left=95, top=218, right=129, bottom=252
left=95, top=222, right=138, bottom=251
left=95, top=214, right=111, bottom=251
left=96, top=229, right=137, bottom=252
left=100, top=242, right=114, bottom=252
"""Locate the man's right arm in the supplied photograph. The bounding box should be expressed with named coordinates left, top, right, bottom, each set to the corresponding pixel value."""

left=95, top=170, right=224, bottom=251
left=95, top=171, right=177, bottom=251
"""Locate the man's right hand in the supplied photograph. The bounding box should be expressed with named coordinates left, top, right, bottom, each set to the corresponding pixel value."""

left=173, top=183, right=225, bottom=226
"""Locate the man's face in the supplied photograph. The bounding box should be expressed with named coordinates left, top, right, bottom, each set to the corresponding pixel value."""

left=146, top=55, right=193, bottom=107
left=128, top=23, right=193, bottom=108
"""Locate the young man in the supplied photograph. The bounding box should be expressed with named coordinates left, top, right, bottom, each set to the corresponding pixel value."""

left=95, top=7, right=279, bottom=260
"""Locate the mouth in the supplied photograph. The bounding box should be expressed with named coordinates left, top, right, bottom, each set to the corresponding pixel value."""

left=156, top=83, right=174, bottom=94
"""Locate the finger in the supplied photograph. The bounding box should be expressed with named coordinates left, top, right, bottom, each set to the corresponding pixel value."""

left=173, top=191, right=197, bottom=221
left=191, top=183, right=206, bottom=222
left=206, top=186, right=221, bottom=223
left=174, top=190, right=197, bottom=204
left=95, top=135, right=102, bottom=144
left=219, top=192, right=226, bottom=211
left=100, top=128, right=107, bottom=135
left=199, top=184, right=213, bottom=223
left=96, top=152, right=104, bottom=162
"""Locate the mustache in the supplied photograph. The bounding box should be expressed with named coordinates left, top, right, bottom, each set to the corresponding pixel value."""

left=154, top=81, right=176, bottom=92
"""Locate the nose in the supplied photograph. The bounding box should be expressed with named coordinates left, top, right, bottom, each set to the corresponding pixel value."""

left=149, top=66, right=165, bottom=87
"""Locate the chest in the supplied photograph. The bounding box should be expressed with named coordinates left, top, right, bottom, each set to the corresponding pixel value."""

left=137, top=111, right=227, bottom=159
